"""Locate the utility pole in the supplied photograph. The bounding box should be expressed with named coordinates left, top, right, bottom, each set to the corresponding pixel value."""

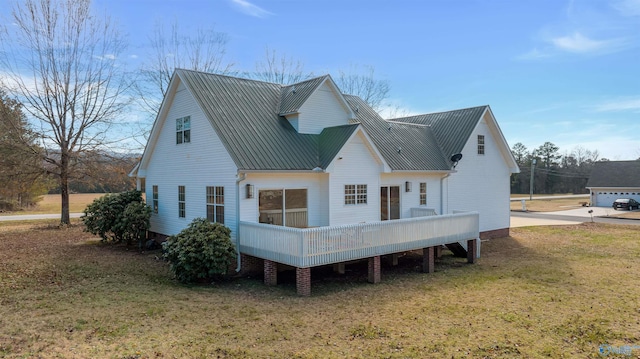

left=529, top=158, right=537, bottom=200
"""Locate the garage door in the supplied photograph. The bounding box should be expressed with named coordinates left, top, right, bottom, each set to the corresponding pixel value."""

left=595, top=191, right=640, bottom=207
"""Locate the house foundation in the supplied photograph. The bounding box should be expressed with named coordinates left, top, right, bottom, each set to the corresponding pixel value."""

left=296, top=267, right=311, bottom=296
left=368, top=256, right=381, bottom=284
left=264, top=260, right=278, bottom=286
left=423, top=246, right=435, bottom=273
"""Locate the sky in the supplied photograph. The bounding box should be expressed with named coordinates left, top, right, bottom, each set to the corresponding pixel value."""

left=6, top=0, right=640, bottom=160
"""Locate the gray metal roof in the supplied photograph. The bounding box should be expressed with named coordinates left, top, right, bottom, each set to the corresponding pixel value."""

left=390, top=106, right=488, bottom=163
left=175, top=69, right=488, bottom=172
left=586, top=161, right=640, bottom=188
left=280, top=76, right=328, bottom=115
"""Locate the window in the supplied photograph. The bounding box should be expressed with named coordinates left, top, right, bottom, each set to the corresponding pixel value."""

left=176, top=116, right=191, bottom=144
left=206, top=186, right=224, bottom=224
left=345, top=184, right=367, bottom=205
left=152, top=185, right=158, bottom=214
left=178, top=186, right=185, bottom=218
left=477, top=135, right=485, bottom=155
left=420, top=182, right=427, bottom=205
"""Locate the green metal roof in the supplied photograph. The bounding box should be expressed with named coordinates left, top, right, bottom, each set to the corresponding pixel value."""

left=175, top=69, right=488, bottom=172
left=586, top=161, right=640, bottom=188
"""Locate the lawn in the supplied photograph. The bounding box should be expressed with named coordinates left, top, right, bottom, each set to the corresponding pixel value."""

left=510, top=196, right=589, bottom=212
left=1, top=222, right=639, bottom=358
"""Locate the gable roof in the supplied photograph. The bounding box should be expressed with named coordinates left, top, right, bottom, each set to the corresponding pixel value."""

left=586, top=161, right=640, bottom=188
left=139, top=69, right=516, bottom=174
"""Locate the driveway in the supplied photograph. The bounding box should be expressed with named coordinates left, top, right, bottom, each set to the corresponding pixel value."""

left=511, top=206, right=640, bottom=227
left=0, top=213, right=83, bottom=221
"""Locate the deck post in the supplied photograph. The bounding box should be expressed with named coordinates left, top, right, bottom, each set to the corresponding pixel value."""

left=264, top=260, right=278, bottom=286
left=467, top=238, right=478, bottom=264
left=368, top=256, right=381, bottom=284
left=392, top=253, right=399, bottom=266
left=423, top=246, right=435, bottom=273
left=435, top=245, right=442, bottom=258
left=296, top=267, right=311, bottom=296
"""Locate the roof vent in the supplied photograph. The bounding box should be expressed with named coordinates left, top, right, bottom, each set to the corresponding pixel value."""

left=291, top=85, right=296, bottom=94
left=397, top=146, right=402, bottom=153
left=355, top=105, right=359, bottom=112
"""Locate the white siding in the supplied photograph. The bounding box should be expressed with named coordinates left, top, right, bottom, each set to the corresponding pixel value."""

left=239, top=173, right=327, bottom=227
left=297, top=82, right=350, bottom=134
left=591, top=188, right=640, bottom=207
left=145, top=80, right=239, bottom=238
left=327, top=132, right=383, bottom=225
left=380, top=173, right=443, bottom=218
left=446, top=114, right=511, bottom=232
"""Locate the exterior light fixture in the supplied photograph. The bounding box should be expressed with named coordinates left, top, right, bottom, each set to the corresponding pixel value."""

left=405, top=181, right=412, bottom=192
left=246, top=184, right=254, bottom=199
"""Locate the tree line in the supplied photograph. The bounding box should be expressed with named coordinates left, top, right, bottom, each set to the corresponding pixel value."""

left=510, top=141, right=608, bottom=195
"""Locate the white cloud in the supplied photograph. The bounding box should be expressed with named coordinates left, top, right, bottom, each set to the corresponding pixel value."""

left=612, top=0, right=640, bottom=16
left=230, top=0, right=273, bottom=18
left=517, top=48, right=552, bottom=60
left=550, top=32, right=616, bottom=53
left=594, top=97, right=640, bottom=112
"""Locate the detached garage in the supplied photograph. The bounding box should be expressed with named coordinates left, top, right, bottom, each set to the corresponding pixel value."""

left=586, top=161, right=640, bottom=207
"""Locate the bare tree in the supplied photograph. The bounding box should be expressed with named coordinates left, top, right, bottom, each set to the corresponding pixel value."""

left=252, top=47, right=313, bottom=85
left=136, top=20, right=233, bottom=118
left=336, top=64, right=390, bottom=112
left=0, top=0, right=130, bottom=225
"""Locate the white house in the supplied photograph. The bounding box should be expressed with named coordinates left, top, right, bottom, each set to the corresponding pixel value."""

left=586, top=160, right=640, bottom=207
left=133, top=69, right=519, bottom=295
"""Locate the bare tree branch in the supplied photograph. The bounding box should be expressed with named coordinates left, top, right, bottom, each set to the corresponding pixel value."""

left=0, top=0, right=131, bottom=224
left=251, top=47, right=313, bottom=85
left=336, top=64, right=390, bottom=112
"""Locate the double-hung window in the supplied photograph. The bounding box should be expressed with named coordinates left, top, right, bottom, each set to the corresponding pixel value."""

left=477, top=135, right=485, bottom=155
left=178, top=186, right=186, bottom=218
left=420, top=182, right=427, bottom=205
left=176, top=116, right=191, bottom=144
left=152, top=185, right=158, bottom=214
left=345, top=184, right=367, bottom=205
left=206, top=186, right=224, bottom=224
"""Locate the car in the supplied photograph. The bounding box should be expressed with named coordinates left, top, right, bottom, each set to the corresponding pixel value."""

left=612, top=198, right=640, bottom=211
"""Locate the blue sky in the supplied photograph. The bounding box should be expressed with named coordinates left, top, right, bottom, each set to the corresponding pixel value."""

left=12, top=0, right=640, bottom=160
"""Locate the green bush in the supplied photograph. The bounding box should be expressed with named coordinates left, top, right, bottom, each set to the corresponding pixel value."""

left=162, top=218, right=236, bottom=283
left=82, top=190, right=150, bottom=247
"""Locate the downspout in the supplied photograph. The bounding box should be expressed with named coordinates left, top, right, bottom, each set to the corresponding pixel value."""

left=235, top=172, right=246, bottom=272
left=440, top=173, right=451, bottom=215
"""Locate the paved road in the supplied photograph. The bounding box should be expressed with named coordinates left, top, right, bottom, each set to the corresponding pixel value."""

left=0, top=213, right=83, bottom=221
left=510, top=194, right=590, bottom=201
left=511, top=209, right=640, bottom=227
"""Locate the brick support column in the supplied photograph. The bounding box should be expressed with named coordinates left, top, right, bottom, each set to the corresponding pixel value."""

left=368, top=256, right=381, bottom=284
left=435, top=245, right=442, bottom=258
left=423, top=246, right=435, bottom=273
left=467, top=238, right=478, bottom=264
left=264, top=260, right=278, bottom=286
left=296, top=267, right=311, bottom=296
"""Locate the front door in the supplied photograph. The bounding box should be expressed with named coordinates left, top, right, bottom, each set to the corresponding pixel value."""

left=380, top=186, right=400, bottom=221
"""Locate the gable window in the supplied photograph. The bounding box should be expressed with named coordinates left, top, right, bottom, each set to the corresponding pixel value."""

left=178, top=186, right=186, bottom=218
left=420, top=182, right=427, bottom=205
left=176, top=116, right=191, bottom=144
left=477, top=135, right=485, bottom=155
left=206, top=186, right=224, bottom=224
left=152, top=185, right=158, bottom=214
left=345, top=184, right=367, bottom=205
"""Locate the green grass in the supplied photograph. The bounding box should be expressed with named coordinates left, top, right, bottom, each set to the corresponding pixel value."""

left=1, top=222, right=639, bottom=358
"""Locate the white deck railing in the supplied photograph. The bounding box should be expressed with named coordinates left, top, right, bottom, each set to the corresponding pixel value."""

left=239, top=211, right=479, bottom=268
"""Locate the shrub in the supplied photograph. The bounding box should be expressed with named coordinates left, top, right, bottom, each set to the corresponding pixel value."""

left=82, top=190, right=150, bottom=246
left=162, top=218, right=236, bottom=283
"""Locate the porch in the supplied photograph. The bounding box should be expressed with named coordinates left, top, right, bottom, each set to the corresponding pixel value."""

left=239, top=210, right=480, bottom=295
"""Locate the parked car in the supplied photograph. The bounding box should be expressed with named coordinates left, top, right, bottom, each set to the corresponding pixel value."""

left=612, top=198, right=640, bottom=211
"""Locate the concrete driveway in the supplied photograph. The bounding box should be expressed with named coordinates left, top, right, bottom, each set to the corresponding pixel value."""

left=511, top=206, right=629, bottom=228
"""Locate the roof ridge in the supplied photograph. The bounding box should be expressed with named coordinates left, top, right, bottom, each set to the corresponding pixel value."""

left=385, top=119, right=429, bottom=128
left=389, top=105, right=488, bottom=121
left=283, top=74, right=331, bottom=89
left=175, top=68, right=282, bottom=87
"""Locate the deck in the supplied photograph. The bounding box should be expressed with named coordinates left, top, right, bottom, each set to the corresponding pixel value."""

left=239, top=210, right=480, bottom=268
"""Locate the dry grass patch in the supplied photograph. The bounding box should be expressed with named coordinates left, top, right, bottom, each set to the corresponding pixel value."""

left=510, top=197, right=590, bottom=212
left=1, top=222, right=639, bottom=358
left=0, top=193, right=105, bottom=215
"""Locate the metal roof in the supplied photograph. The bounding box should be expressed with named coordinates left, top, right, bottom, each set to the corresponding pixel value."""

left=586, top=161, right=640, bottom=188
left=175, top=69, right=488, bottom=172
left=280, top=76, right=328, bottom=115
